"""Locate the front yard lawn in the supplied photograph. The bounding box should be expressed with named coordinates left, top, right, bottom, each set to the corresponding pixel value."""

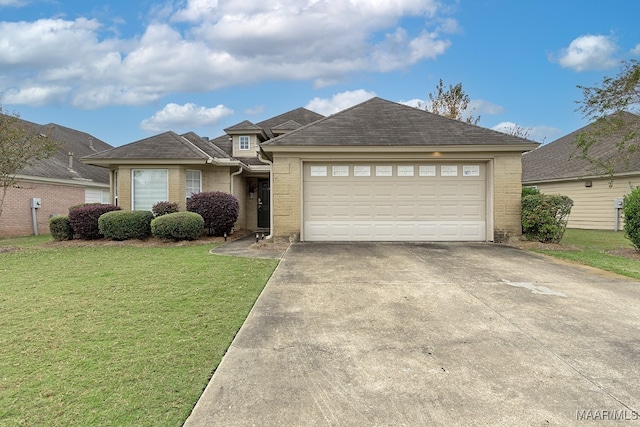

left=529, top=229, right=640, bottom=280
left=0, top=236, right=278, bottom=426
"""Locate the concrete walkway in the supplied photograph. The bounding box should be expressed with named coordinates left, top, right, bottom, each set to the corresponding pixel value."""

left=185, top=242, right=640, bottom=426
left=209, top=233, right=287, bottom=259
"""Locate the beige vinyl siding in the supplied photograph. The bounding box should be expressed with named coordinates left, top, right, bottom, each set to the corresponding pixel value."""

left=534, top=177, right=640, bottom=230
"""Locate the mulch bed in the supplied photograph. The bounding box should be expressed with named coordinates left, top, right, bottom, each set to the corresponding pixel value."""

left=40, top=229, right=252, bottom=249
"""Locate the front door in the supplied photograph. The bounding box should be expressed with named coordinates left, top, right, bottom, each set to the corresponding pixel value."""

left=257, top=178, right=270, bottom=228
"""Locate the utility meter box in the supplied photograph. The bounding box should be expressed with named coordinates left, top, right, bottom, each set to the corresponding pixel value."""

left=614, top=198, right=624, bottom=209
left=30, top=197, right=42, bottom=208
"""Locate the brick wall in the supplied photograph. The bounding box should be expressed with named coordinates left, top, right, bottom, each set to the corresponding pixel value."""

left=272, top=156, right=301, bottom=239
left=0, top=180, right=86, bottom=237
left=492, top=154, right=523, bottom=242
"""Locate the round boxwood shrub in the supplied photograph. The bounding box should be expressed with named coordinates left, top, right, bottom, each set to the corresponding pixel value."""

left=151, top=212, right=204, bottom=241
left=68, top=203, right=121, bottom=240
left=521, top=193, right=573, bottom=243
left=49, top=215, right=73, bottom=241
left=152, top=201, right=180, bottom=217
left=98, top=210, right=154, bottom=241
left=624, top=186, right=640, bottom=249
left=186, top=191, right=239, bottom=236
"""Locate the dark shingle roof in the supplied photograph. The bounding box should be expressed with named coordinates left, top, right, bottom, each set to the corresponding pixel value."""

left=181, top=132, right=231, bottom=158
left=83, top=131, right=214, bottom=161
left=271, top=120, right=302, bottom=132
left=522, top=111, right=640, bottom=183
left=8, top=117, right=112, bottom=183
left=262, top=97, right=537, bottom=147
left=209, top=107, right=324, bottom=156
left=224, top=120, right=263, bottom=132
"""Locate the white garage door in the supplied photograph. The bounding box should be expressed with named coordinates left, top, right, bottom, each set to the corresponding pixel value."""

left=303, top=162, right=487, bottom=242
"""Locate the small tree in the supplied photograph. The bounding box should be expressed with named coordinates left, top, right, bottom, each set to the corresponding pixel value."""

left=425, top=79, right=480, bottom=125
left=575, top=59, right=640, bottom=177
left=0, top=103, right=61, bottom=227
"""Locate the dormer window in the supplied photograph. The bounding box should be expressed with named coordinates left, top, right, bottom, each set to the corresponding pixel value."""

left=239, top=136, right=250, bottom=151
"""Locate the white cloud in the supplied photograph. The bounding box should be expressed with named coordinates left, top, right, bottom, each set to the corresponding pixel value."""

left=244, top=105, right=264, bottom=116
left=140, top=102, right=234, bottom=132
left=631, top=44, right=640, bottom=55
left=4, top=85, right=70, bottom=105
left=399, top=98, right=503, bottom=118
left=305, top=90, right=377, bottom=116
left=492, top=121, right=561, bottom=143
left=555, top=34, right=619, bottom=72
left=0, top=0, right=29, bottom=6
left=0, top=0, right=455, bottom=108
left=469, top=99, right=504, bottom=116
left=399, top=98, right=426, bottom=108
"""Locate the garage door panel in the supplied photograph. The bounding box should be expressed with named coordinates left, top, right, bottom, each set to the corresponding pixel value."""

left=303, top=162, right=487, bottom=241
left=304, top=221, right=486, bottom=241
left=438, top=184, right=461, bottom=198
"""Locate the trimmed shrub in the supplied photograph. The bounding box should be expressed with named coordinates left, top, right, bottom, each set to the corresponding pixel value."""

left=151, top=212, right=204, bottom=241
left=186, top=191, right=239, bottom=236
left=68, top=203, right=121, bottom=240
left=98, top=210, right=154, bottom=241
left=522, top=193, right=573, bottom=243
left=49, top=215, right=74, bottom=241
left=522, top=186, right=540, bottom=197
left=624, top=186, right=640, bottom=249
left=152, top=201, right=180, bottom=217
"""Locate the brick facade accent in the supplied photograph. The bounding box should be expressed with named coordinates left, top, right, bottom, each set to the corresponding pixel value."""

left=492, top=154, right=524, bottom=242
left=0, top=180, right=86, bottom=237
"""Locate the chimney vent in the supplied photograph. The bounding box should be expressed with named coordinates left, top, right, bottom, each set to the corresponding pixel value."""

left=68, top=152, right=74, bottom=170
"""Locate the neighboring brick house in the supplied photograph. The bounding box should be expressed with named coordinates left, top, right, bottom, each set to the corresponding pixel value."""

left=82, top=97, right=536, bottom=242
left=522, top=112, right=640, bottom=230
left=0, top=117, right=112, bottom=237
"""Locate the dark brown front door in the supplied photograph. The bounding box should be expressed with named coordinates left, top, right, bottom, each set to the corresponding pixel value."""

left=257, top=178, right=270, bottom=228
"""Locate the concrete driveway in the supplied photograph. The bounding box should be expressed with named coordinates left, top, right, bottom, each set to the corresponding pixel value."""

left=184, top=243, right=640, bottom=426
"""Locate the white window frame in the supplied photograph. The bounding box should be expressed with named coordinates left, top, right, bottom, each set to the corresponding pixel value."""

left=239, top=135, right=250, bottom=151
left=186, top=170, right=202, bottom=200
left=131, top=169, right=168, bottom=211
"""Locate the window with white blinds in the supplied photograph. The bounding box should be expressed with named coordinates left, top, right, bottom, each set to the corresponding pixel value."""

left=186, top=170, right=202, bottom=199
left=132, top=169, right=168, bottom=211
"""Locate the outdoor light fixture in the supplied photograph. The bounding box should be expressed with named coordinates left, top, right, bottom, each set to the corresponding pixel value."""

left=585, top=180, right=592, bottom=187
left=256, top=232, right=259, bottom=243
left=224, top=232, right=227, bottom=241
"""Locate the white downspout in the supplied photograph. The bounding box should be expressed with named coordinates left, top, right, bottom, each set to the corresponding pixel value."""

left=257, top=150, right=274, bottom=240
left=230, top=166, right=243, bottom=195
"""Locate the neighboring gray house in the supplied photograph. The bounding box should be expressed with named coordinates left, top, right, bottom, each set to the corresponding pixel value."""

left=1, top=117, right=112, bottom=237
left=522, top=112, right=640, bottom=230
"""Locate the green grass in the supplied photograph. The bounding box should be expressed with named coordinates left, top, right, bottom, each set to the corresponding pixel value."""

left=0, top=236, right=279, bottom=426
left=533, top=229, right=640, bottom=280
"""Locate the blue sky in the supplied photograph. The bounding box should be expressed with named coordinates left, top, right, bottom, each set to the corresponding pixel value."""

left=1, top=0, right=638, bottom=147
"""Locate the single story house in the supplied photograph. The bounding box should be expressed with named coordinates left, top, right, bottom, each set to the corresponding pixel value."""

left=81, top=107, right=324, bottom=233
left=1, top=117, right=112, bottom=237
left=83, top=97, right=537, bottom=242
left=522, top=112, right=640, bottom=230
